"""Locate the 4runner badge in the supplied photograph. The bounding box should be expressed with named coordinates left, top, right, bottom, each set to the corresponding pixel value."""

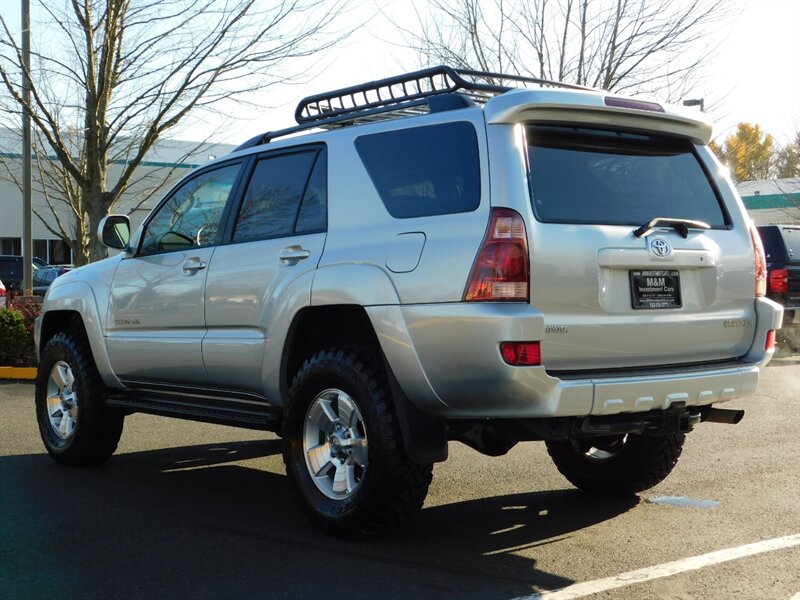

left=545, top=325, right=568, bottom=334
left=650, top=238, right=673, bottom=257
left=723, top=319, right=751, bottom=328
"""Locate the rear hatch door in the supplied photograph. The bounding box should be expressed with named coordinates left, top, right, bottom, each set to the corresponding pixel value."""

left=524, top=125, right=756, bottom=371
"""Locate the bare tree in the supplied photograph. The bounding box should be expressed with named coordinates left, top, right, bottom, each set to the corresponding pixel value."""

left=0, top=0, right=347, bottom=264
left=404, top=0, right=728, bottom=100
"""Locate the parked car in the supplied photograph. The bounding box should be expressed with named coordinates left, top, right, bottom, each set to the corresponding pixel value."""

left=0, top=278, right=7, bottom=308
left=34, top=66, right=783, bottom=539
left=0, top=255, right=49, bottom=295
left=757, top=224, right=800, bottom=324
left=32, top=265, right=73, bottom=296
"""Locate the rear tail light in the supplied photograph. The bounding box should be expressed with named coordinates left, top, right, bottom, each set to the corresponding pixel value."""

left=500, top=342, right=541, bottom=366
left=749, top=222, right=767, bottom=297
left=768, top=268, right=789, bottom=294
left=765, top=330, right=776, bottom=351
left=464, top=208, right=529, bottom=301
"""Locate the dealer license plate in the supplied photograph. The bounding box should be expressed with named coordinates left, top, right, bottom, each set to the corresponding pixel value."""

left=630, top=270, right=681, bottom=310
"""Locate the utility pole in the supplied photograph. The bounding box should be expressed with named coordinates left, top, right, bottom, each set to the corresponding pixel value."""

left=21, top=0, right=33, bottom=296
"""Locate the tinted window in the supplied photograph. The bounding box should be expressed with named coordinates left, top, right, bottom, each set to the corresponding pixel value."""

left=0, top=258, right=19, bottom=281
left=779, top=227, right=800, bottom=260
left=527, top=126, right=727, bottom=227
left=355, top=122, right=480, bottom=218
left=233, top=151, right=320, bottom=242
left=758, top=226, right=787, bottom=264
left=141, top=163, right=240, bottom=255
left=295, top=155, right=327, bottom=234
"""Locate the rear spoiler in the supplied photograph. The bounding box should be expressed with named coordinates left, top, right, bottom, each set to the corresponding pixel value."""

left=484, top=89, right=713, bottom=145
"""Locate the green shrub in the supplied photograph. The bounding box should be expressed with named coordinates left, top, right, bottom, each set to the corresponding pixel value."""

left=0, top=308, right=27, bottom=364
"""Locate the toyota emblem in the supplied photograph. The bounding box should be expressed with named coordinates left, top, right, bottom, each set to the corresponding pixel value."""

left=650, top=238, right=672, bottom=257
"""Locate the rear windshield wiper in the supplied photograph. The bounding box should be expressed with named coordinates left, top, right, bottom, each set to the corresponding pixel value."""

left=633, top=217, right=711, bottom=239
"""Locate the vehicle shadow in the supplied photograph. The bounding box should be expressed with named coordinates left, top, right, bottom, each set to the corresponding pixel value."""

left=0, top=441, right=638, bottom=599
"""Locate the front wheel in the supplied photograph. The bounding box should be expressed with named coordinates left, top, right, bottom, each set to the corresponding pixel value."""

left=282, top=347, right=432, bottom=539
left=35, top=331, right=124, bottom=465
left=546, top=432, right=685, bottom=495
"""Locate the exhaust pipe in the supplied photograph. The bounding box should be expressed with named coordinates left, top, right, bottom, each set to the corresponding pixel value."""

left=702, top=407, right=745, bottom=425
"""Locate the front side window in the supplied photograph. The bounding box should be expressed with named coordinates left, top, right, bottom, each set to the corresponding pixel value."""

left=140, top=163, right=240, bottom=255
left=233, top=150, right=325, bottom=243
left=355, top=122, right=481, bottom=218
left=527, top=126, right=728, bottom=227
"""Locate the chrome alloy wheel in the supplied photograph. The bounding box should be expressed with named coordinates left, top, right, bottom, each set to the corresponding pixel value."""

left=303, top=388, right=368, bottom=500
left=45, top=360, right=78, bottom=440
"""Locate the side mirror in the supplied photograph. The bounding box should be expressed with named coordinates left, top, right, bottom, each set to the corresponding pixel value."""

left=98, top=214, right=131, bottom=250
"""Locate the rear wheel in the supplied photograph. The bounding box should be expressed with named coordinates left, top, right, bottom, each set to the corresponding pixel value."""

left=546, top=432, right=685, bottom=495
left=283, top=347, right=432, bottom=539
left=35, top=331, right=124, bottom=465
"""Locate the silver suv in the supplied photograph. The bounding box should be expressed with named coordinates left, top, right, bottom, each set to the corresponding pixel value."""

left=34, top=67, right=783, bottom=538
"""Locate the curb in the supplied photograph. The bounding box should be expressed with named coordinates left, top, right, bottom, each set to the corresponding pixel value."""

left=0, top=367, right=38, bottom=380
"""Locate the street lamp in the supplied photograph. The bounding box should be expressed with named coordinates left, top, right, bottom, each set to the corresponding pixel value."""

left=683, top=98, right=705, bottom=112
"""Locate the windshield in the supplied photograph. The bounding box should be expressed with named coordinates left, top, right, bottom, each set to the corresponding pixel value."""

left=526, top=125, right=728, bottom=227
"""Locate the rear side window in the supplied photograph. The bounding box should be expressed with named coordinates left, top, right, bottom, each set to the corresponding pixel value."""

left=355, top=122, right=480, bottom=218
left=527, top=126, right=728, bottom=227
left=233, top=150, right=325, bottom=242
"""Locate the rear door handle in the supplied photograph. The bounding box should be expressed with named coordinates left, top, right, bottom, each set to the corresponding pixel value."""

left=279, top=246, right=311, bottom=263
left=182, top=257, right=207, bottom=272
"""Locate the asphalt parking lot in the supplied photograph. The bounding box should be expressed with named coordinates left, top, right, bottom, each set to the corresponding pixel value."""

left=1, top=355, right=798, bottom=600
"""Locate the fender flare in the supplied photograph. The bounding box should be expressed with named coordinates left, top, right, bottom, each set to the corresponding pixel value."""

left=311, top=263, right=401, bottom=307
left=310, top=264, right=448, bottom=463
left=41, top=282, right=121, bottom=388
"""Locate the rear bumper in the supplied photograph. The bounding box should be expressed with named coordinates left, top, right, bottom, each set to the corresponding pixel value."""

left=369, top=297, right=783, bottom=419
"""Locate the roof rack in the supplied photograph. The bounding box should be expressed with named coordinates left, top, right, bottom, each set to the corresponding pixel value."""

left=234, top=66, right=593, bottom=151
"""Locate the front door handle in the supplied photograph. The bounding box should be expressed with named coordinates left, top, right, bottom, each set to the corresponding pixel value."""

left=279, top=245, right=311, bottom=263
left=182, top=257, right=207, bottom=273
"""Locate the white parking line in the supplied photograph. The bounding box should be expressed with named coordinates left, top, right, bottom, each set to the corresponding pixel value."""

left=515, top=533, right=800, bottom=600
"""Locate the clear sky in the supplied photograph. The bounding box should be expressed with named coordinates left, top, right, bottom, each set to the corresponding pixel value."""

left=1, top=0, right=798, bottom=146
left=693, top=0, right=800, bottom=144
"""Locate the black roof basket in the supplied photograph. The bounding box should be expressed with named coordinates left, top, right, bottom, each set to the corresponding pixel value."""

left=234, top=66, right=592, bottom=151
left=296, top=65, right=589, bottom=125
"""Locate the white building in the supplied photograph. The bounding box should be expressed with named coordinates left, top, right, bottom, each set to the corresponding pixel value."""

left=737, top=178, right=800, bottom=225
left=0, top=127, right=235, bottom=264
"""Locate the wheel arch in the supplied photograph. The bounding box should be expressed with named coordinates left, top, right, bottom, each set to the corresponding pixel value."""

left=39, top=283, right=121, bottom=388
left=281, top=305, right=448, bottom=464
left=281, top=305, right=379, bottom=400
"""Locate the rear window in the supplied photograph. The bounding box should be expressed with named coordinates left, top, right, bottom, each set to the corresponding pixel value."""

left=758, top=226, right=787, bottom=263
left=355, top=122, right=480, bottom=218
left=779, top=227, right=800, bottom=260
left=0, top=258, right=19, bottom=280
left=759, top=226, right=800, bottom=265
left=526, top=126, right=728, bottom=227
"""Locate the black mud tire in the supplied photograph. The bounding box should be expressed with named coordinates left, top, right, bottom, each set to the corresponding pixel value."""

left=545, top=433, right=685, bottom=495
left=282, top=347, right=433, bottom=539
left=35, top=330, right=124, bottom=466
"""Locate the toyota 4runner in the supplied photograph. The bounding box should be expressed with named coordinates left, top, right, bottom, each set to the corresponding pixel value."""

left=34, top=67, right=783, bottom=538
